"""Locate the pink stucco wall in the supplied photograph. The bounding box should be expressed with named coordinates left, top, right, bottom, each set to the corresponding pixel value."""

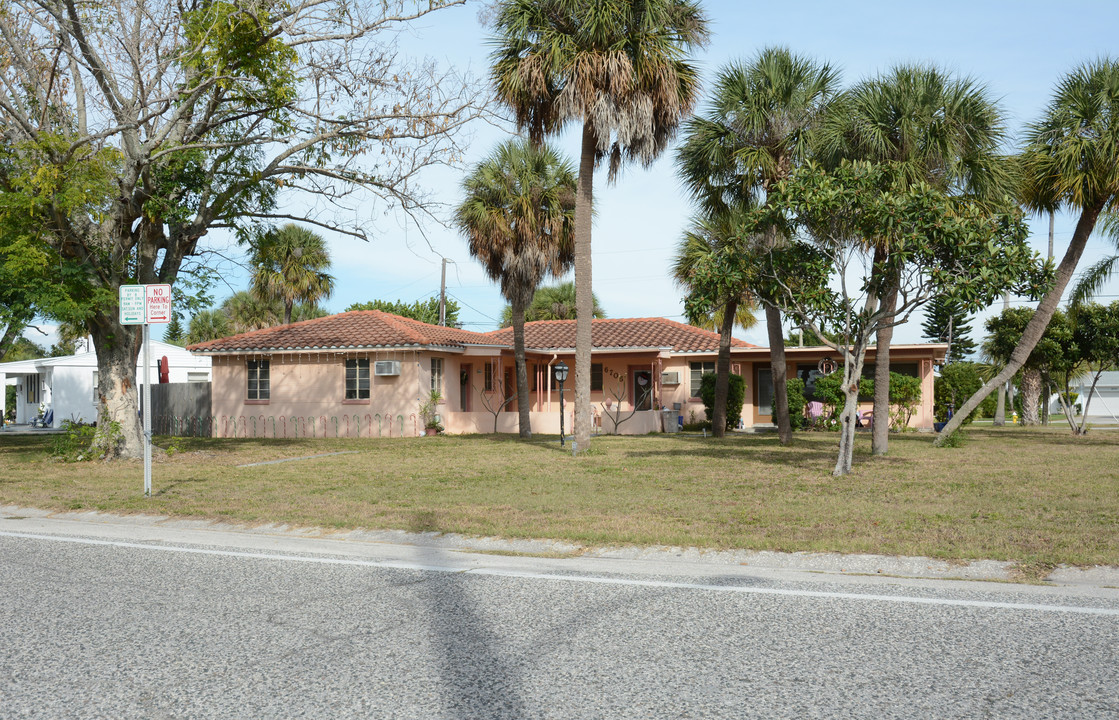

left=207, top=345, right=943, bottom=437
left=211, top=351, right=428, bottom=438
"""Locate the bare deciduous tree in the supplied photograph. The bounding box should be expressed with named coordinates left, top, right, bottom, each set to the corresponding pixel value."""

left=0, top=0, right=487, bottom=458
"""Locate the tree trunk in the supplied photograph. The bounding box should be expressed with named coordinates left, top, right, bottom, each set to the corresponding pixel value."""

left=834, top=347, right=866, bottom=476
left=711, top=298, right=738, bottom=437
left=765, top=304, right=792, bottom=444
left=90, top=319, right=144, bottom=459
left=872, top=284, right=898, bottom=455
left=571, top=123, right=596, bottom=453
left=1020, top=367, right=1042, bottom=425
left=512, top=299, right=531, bottom=439
left=284, top=301, right=293, bottom=325
left=935, top=202, right=1104, bottom=444
left=994, top=385, right=1006, bottom=426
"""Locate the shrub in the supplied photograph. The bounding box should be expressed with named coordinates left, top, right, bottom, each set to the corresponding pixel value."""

left=786, top=376, right=806, bottom=431
left=888, top=371, right=922, bottom=429
left=813, top=372, right=872, bottom=416
left=935, top=362, right=995, bottom=424
left=699, top=371, right=745, bottom=431
left=50, top=419, right=98, bottom=462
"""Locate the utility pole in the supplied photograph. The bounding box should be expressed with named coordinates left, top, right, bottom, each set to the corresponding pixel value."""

left=438, top=257, right=447, bottom=326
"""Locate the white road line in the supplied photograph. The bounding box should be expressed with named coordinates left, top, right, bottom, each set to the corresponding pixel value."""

left=3, top=530, right=1117, bottom=617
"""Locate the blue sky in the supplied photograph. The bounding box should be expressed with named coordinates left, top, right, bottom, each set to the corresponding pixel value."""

left=31, top=0, right=1119, bottom=349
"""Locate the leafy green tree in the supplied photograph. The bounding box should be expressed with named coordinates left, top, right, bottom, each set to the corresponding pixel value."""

left=922, top=296, right=976, bottom=363
left=688, top=161, right=1044, bottom=474
left=677, top=46, right=840, bottom=446
left=698, top=372, right=745, bottom=431
left=499, top=281, right=605, bottom=326
left=163, top=315, right=186, bottom=346
left=1054, top=302, right=1119, bottom=434
left=491, top=0, right=709, bottom=452
left=982, top=308, right=1071, bottom=425
left=0, top=0, right=483, bottom=459
left=935, top=362, right=997, bottom=425
left=250, top=225, right=335, bottom=325
left=673, top=205, right=759, bottom=437
left=347, top=298, right=461, bottom=326
left=820, top=65, right=1011, bottom=456
left=455, top=139, right=576, bottom=438
left=939, top=59, right=1119, bottom=442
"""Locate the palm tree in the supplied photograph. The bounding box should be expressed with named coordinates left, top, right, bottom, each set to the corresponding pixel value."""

left=820, top=65, right=1009, bottom=454
left=490, top=0, right=709, bottom=451
left=222, top=291, right=281, bottom=334
left=673, top=207, right=759, bottom=436
left=676, top=46, right=840, bottom=445
left=185, top=309, right=231, bottom=345
left=500, top=281, right=606, bottom=326
left=455, top=139, right=577, bottom=438
left=938, top=58, right=1119, bottom=443
left=251, top=224, right=335, bottom=325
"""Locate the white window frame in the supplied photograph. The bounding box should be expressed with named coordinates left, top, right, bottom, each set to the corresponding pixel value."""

left=690, top=361, right=715, bottom=398
left=430, top=357, right=443, bottom=394
left=345, top=359, right=370, bottom=400
left=247, top=360, right=270, bottom=400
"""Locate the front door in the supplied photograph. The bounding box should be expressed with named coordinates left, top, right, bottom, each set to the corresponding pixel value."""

left=633, top=369, right=653, bottom=411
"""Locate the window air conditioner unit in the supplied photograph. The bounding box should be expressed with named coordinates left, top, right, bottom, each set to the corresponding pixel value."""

left=374, top=360, right=401, bottom=376
left=661, top=371, right=680, bottom=385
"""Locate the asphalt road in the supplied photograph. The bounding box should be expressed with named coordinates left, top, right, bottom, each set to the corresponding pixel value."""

left=1, top=518, right=1117, bottom=719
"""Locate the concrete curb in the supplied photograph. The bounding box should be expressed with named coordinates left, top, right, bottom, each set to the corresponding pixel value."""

left=3, top=504, right=1117, bottom=588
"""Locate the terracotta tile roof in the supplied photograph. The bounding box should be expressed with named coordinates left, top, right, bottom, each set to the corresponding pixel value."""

left=484, top=317, right=758, bottom=353
left=187, top=311, right=759, bottom=355
left=186, top=310, right=487, bottom=353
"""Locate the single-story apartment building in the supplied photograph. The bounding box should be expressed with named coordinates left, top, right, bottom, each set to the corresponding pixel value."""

left=188, top=310, right=946, bottom=438
left=0, top=340, right=212, bottom=428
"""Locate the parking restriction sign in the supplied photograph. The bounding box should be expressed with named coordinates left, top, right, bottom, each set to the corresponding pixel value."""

left=119, top=285, right=146, bottom=325
left=145, top=284, right=171, bottom=324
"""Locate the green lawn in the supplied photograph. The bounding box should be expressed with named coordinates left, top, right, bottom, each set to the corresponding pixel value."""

left=1, top=428, right=1116, bottom=572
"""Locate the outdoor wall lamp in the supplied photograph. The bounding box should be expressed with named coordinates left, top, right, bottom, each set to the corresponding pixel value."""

left=554, top=361, right=569, bottom=446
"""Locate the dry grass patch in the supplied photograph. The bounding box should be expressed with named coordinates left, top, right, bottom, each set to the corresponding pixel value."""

left=1, top=428, right=1116, bottom=568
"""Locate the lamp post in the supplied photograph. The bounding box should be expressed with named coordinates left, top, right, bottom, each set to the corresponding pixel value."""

left=554, top=361, right=569, bottom=446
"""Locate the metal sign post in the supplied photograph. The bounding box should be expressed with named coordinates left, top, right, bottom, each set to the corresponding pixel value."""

left=119, top=284, right=171, bottom=498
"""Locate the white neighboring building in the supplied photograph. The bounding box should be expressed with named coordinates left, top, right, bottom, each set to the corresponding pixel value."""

left=1077, top=371, right=1119, bottom=423
left=0, top=341, right=211, bottom=427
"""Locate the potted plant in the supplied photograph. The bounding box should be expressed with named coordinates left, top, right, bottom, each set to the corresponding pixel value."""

left=419, top=389, right=443, bottom=436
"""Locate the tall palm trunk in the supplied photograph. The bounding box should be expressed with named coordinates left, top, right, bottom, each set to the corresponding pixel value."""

left=284, top=301, right=293, bottom=325
left=511, top=299, right=532, bottom=438
left=764, top=304, right=792, bottom=444
left=872, top=283, right=898, bottom=455
left=936, top=202, right=1104, bottom=443
left=572, top=123, right=596, bottom=452
left=711, top=297, right=738, bottom=437
left=1020, top=368, right=1042, bottom=425
left=994, top=386, right=1006, bottom=426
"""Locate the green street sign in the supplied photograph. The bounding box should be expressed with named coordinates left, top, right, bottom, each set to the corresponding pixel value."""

left=119, top=285, right=145, bottom=325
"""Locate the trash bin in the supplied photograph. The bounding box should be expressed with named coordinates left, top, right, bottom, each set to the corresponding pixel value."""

left=662, top=408, right=678, bottom=433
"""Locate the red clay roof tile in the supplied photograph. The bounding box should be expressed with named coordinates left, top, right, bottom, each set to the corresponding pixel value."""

left=187, top=311, right=758, bottom=354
